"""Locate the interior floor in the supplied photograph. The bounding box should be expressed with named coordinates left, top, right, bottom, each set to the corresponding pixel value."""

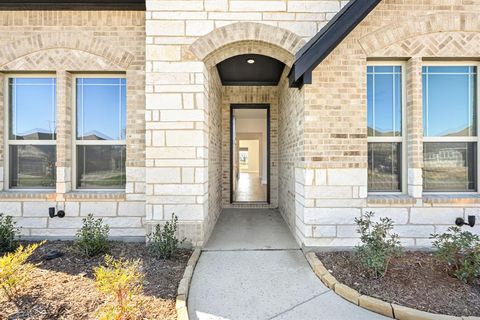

left=234, top=172, right=267, bottom=202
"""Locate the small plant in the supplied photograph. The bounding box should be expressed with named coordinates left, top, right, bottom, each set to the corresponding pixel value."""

left=431, top=226, right=480, bottom=283
left=355, top=211, right=403, bottom=277
left=0, top=241, right=44, bottom=302
left=75, top=214, right=110, bottom=257
left=147, top=213, right=185, bottom=260
left=0, top=214, right=20, bottom=254
left=94, top=256, right=144, bottom=320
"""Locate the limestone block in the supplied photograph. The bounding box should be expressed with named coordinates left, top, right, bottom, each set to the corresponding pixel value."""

left=358, top=295, right=393, bottom=318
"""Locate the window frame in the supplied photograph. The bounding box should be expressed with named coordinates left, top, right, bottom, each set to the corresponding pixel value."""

left=71, top=73, right=127, bottom=191
left=367, top=61, right=407, bottom=194
left=4, top=73, right=57, bottom=191
left=422, top=61, right=480, bottom=194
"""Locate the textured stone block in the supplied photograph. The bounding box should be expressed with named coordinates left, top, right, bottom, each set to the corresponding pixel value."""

left=358, top=295, right=393, bottom=318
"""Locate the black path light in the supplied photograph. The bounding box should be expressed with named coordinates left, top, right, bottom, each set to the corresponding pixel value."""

left=49, top=207, right=66, bottom=218
left=455, top=215, right=476, bottom=228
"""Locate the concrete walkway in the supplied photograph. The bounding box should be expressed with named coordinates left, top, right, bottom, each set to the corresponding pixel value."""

left=188, top=209, right=389, bottom=320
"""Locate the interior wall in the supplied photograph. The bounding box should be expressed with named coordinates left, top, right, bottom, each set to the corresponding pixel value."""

left=239, top=140, right=260, bottom=173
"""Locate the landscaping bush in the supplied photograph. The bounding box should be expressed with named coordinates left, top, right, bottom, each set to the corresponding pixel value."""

left=94, top=255, right=144, bottom=320
left=431, top=226, right=480, bottom=283
left=0, top=241, right=44, bottom=302
left=355, top=211, right=403, bottom=277
left=147, top=213, right=185, bottom=260
left=75, top=214, right=110, bottom=257
left=0, top=214, right=20, bottom=255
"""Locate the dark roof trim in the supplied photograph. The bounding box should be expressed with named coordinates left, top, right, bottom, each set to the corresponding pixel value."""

left=289, top=0, right=382, bottom=88
left=0, top=0, right=145, bottom=10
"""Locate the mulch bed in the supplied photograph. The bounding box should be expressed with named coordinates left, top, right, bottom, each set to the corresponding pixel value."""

left=317, top=251, right=480, bottom=317
left=1, top=241, right=192, bottom=320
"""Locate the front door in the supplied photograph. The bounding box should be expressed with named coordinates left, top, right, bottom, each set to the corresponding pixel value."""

left=230, top=104, right=270, bottom=203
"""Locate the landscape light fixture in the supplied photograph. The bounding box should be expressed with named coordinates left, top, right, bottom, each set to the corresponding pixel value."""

left=455, top=215, right=476, bottom=228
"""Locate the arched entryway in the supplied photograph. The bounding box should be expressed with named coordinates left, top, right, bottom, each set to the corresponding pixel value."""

left=190, top=22, right=305, bottom=243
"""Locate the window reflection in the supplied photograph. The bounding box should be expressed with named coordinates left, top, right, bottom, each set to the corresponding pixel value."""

left=77, top=145, right=126, bottom=189
left=9, top=145, right=56, bottom=188
left=423, top=66, right=477, bottom=137
left=76, top=78, right=126, bottom=141
left=368, top=143, right=401, bottom=192
left=9, top=78, right=56, bottom=140
left=367, top=66, right=402, bottom=137
left=423, top=142, right=476, bottom=192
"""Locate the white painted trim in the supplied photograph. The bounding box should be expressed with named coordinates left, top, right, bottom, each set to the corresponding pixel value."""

left=366, top=61, right=407, bottom=194
left=71, top=74, right=127, bottom=191
left=421, top=61, right=480, bottom=193
left=4, top=73, right=57, bottom=190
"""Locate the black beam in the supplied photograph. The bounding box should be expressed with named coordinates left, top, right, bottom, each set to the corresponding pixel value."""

left=290, top=0, right=381, bottom=87
left=0, top=0, right=145, bottom=10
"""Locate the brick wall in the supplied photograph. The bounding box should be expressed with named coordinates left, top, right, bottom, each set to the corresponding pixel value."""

left=0, top=11, right=146, bottom=240
left=205, top=68, right=222, bottom=241
left=299, top=0, right=480, bottom=247
left=278, top=74, right=305, bottom=241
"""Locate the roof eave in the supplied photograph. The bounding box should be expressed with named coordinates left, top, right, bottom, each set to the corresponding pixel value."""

left=289, top=0, right=382, bottom=88
left=0, top=1, right=146, bottom=10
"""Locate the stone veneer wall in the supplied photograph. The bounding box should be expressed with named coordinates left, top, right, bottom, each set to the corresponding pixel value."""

left=145, top=0, right=343, bottom=245
left=0, top=11, right=146, bottom=239
left=298, top=0, right=480, bottom=247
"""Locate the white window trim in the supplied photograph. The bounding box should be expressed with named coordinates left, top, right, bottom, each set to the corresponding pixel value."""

left=422, top=61, right=480, bottom=194
left=71, top=74, right=127, bottom=191
left=367, top=61, right=407, bottom=195
left=4, top=73, right=57, bottom=191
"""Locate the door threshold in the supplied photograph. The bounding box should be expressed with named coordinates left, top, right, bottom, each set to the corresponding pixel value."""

left=232, top=201, right=269, bottom=205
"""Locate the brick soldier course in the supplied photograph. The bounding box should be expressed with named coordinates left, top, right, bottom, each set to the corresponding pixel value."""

left=0, top=1, right=479, bottom=248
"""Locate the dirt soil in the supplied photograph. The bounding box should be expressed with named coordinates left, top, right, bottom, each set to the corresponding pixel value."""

left=317, top=251, right=480, bottom=317
left=0, top=241, right=192, bottom=320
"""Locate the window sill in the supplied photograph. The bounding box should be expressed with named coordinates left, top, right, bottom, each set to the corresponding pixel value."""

left=423, top=194, right=480, bottom=205
left=367, top=194, right=416, bottom=205
left=0, top=190, right=55, bottom=200
left=64, top=191, right=126, bottom=200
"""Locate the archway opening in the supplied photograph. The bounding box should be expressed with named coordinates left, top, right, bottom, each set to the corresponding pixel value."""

left=192, top=23, right=305, bottom=245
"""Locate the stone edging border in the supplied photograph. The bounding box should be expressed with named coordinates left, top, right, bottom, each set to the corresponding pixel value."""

left=304, top=252, right=479, bottom=320
left=176, top=248, right=201, bottom=320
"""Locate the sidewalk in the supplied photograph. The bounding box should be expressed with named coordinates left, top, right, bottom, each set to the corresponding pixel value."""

left=187, top=209, right=388, bottom=320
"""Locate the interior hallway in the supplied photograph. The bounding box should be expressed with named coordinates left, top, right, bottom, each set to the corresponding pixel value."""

left=234, top=172, right=267, bottom=202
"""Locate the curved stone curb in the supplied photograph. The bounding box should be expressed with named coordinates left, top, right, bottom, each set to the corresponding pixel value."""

left=304, top=252, right=478, bottom=320
left=176, top=248, right=201, bottom=320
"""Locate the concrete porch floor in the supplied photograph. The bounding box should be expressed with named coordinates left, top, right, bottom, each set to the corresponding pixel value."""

left=204, top=208, right=299, bottom=251
left=188, top=209, right=388, bottom=320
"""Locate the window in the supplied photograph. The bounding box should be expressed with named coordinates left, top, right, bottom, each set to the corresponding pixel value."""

left=423, top=66, right=478, bottom=192
left=7, top=77, right=56, bottom=189
left=367, top=65, right=404, bottom=192
left=75, top=77, right=126, bottom=189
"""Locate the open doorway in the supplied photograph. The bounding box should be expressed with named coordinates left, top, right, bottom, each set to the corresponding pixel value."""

left=230, top=104, right=270, bottom=203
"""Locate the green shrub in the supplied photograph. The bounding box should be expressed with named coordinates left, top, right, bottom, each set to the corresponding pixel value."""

left=147, top=213, right=185, bottom=260
left=431, top=226, right=480, bottom=283
left=0, top=241, right=44, bottom=302
left=355, top=211, right=403, bottom=277
left=0, top=214, right=20, bottom=254
left=94, top=256, right=144, bottom=320
left=75, top=214, right=110, bottom=257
